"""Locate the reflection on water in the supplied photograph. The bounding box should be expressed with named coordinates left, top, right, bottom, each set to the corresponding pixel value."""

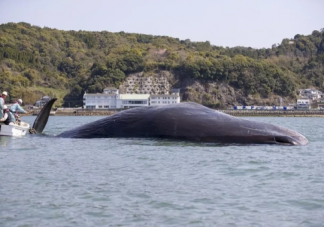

left=0, top=136, right=10, bottom=147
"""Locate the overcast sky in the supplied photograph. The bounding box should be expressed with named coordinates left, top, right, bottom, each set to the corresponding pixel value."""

left=0, top=0, right=323, bottom=48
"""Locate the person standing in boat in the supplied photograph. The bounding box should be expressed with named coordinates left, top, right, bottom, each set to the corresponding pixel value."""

left=0, top=91, right=8, bottom=119
left=0, top=105, right=14, bottom=125
left=10, top=99, right=28, bottom=122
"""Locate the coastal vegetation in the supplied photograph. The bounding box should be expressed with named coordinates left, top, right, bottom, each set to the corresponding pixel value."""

left=0, top=22, right=323, bottom=107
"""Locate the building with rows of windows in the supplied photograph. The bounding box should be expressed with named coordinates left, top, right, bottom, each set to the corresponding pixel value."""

left=83, top=87, right=180, bottom=109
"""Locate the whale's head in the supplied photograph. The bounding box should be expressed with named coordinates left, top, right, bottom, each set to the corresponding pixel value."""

left=269, top=133, right=308, bottom=146
left=234, top=119, right=309, bottom=146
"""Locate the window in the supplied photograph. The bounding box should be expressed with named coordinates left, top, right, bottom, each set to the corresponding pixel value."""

left=128, top=101, right=147, bottom=104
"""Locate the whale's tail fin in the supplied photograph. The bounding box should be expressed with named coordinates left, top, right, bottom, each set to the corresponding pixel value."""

left=29, top=98, right=57, bottom=134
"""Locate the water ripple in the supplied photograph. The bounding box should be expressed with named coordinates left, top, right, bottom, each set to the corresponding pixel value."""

left=0, top=116, right=324, bottom=226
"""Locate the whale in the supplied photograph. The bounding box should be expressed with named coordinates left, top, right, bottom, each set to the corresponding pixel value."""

left=30, top=98, right=308, bottom=146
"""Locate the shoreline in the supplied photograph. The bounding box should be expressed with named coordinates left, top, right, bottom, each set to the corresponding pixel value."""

left=220, top=110, right=324, bottom=117
left=26, top=109, right=324, bottom=117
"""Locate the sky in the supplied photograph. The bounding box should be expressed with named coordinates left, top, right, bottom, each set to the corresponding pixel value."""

left=0, top=0, right=323, bottom=48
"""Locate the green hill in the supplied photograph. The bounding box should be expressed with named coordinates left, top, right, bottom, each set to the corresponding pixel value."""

left=0, top=22, right=323, bottom=107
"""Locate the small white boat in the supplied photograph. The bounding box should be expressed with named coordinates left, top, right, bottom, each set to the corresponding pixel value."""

left=0, top=121, right=30, bottom=137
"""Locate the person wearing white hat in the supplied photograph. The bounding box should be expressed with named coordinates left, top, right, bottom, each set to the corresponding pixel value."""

left=0, top=91, right=8, bottom=119
left=0, top=105, right=14, bottom=125
left=10, top=98, right=28, bottom=122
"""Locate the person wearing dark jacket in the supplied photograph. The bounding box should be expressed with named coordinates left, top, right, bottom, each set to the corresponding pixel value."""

left=0, top=105, right=14, bottom=125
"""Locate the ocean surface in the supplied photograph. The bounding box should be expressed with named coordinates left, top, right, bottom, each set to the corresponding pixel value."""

left=0, top=116, right=323, bottom=227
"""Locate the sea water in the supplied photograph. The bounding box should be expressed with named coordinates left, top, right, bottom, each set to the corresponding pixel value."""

left=0, top=116, right=323, bottom=227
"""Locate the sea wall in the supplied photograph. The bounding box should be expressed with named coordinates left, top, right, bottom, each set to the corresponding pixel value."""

left=62, top=109, right=324, bottom=117
left=32, top=108, right=324, bottom=117
left=55, top=109, right=117, bottom=116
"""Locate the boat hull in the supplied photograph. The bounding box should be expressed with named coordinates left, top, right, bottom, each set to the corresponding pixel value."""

left=0, top=122, right=30, bottom=137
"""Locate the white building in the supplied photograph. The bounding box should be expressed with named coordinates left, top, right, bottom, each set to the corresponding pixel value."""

left=150, top=89, right=181, bottom=106
left=83, top=93, right=117, bottom=109
left=150, top=94, right=180, bottom=106
left=83, top=87, right=180, bottom=109
left=296, top=99, right=311, bottom=110
left=118, top=94, right=150, bottom=108
left=299, top=89, right=322, bottom=101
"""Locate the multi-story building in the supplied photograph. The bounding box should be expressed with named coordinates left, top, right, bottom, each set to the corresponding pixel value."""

left=83, top=87, right=118, bottom=109
left=299, top=89, right=322, bottom=101
left=119, top=94, right=150, bottom=108
left=150, top=89, right=181, bottom=106
left=83, top=87, right=180, bottom=109
left=296, top=99, right=311, bottom=110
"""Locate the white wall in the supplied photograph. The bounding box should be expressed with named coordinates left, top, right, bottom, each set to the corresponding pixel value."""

left=84, top=91, right=181, bottom=109
left=150, top=96, right=180, bottom=106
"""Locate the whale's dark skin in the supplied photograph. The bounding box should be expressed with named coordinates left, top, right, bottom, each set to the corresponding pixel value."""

left=34, top=100, right=306, bottom=146
left=31, top=99, right=308, bottom=145
left=30, top=98, right=57, bottom=134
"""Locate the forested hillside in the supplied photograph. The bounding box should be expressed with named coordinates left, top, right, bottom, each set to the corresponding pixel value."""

left=0, top=22, right=323, bottom=107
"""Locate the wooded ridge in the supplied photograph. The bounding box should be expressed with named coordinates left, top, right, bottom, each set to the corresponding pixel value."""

left=0, top=22, right=323, bottom=107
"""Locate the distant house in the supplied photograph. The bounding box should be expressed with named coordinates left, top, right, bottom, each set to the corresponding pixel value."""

left=296, top=99, right=311, bottom=110
left=321, top=93, right=324, bottom=102
left=299, top=89, right=322, bottom=101
left=35, top=96, right=51, bottom=107
left=318, top=103, right=324, bottom=110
